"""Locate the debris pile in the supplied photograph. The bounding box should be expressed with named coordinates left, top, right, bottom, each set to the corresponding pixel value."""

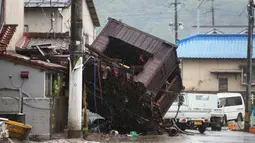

left=84, top=18, right=183, bottom=134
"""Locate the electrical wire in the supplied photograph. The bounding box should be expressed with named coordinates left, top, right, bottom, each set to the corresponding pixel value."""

left=9, top=78, right=25, bottom=89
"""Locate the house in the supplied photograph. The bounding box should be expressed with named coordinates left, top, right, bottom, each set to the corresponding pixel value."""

left=177, top=34, right=255, bottom=98
left=0, top=0, right=69, bottom=140
left=0, top=52, right=67, bottom=140
left=24, top=0, right=100, bottom=45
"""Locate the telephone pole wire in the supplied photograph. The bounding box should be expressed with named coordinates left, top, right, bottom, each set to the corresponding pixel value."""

left=68, top=0, right=83, bottom=138
left=245, top=0, right=254, bottom=132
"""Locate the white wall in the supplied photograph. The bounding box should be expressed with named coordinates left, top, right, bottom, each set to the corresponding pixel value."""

left=24, top=2, right=96, bottom=45
left=82, top=0, right=96, bottom=44
left=24, top=8, right=68, bottom=33
left=0, top=60, right=45, bottom=97
left=5, top=0, right=24, bottom=51
left=0, top=60, right=51, bottom=139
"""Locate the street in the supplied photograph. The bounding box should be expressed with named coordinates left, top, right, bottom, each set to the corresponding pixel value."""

left=22, top=130, right=255, bottom=143
left=103, top=130, right=255, bottom=143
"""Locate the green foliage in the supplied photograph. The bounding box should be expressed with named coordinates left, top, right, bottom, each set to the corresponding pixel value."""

left=53, top=74, right=61, bottom=97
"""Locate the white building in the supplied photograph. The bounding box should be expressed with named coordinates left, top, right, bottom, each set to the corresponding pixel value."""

left=24, top=0, right=100, bottom=45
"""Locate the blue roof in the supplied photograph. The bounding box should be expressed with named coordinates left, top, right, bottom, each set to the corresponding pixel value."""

left=177, top=34, right=254, bottom=59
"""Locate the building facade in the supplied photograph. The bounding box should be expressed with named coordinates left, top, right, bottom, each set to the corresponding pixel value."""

left=177, top=34, right=255, bottom=97
left=0, top=0, right=24, bottom=51
left=24, top=0, right=100, bottom=45
left=0, top=53, right=66, bottom=140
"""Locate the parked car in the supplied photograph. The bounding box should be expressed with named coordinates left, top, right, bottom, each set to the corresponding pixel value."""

left=217, top=93, right=245, bottom=125
left=164, top=93, right=224, bottom=133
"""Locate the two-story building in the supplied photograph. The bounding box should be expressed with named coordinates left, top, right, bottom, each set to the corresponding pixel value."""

left=177, top=34, right=255, bottom=99
left=24, top=0, right=100, bottom=45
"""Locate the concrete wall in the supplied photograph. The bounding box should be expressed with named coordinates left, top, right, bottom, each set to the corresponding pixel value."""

left=82, top=0, right=96, bottom=44
left=0, top=60, right=45, bottom=97
left=5, top=0, right=24, bottom=51
left=24, top=2, right=96, bottom=45
left=0, top=60, right=51, bottom=139
left=0, top=95, right=51, bottom=139
left=182, top=59, right=251, bottom=93
left=24, top=8, right=69, bottom=33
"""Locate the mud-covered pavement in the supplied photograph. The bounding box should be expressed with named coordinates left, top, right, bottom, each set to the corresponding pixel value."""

left=5, top=130, right=255, bottom=143
left=86, top=130, right=255, bottom=143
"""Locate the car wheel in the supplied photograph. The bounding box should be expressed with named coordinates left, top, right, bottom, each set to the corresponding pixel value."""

left=211, top=126, right=216, bottom=131
left=198, top=125, right=206, bottom=133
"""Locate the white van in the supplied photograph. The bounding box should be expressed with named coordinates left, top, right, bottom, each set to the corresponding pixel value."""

left=217, top=93, right=245, bottom=124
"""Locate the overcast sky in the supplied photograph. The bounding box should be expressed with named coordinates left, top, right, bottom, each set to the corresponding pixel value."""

left=94, top=0, right=248, bottom=42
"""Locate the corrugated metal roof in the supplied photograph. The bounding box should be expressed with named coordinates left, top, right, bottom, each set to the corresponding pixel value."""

left=24, top=0, right=70, bottom=7
left=177, top=34, right=253, bottom=59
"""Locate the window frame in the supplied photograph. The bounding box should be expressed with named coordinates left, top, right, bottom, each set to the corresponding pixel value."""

left=218, top=78, right=228, bottom=91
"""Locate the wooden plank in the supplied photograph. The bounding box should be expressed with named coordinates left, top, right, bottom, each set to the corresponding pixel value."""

left=122, top=29, right=134, bottom=42
left=134, top=34, right=147, bottom=48
left=116, top=27, right=129, bottom=39
left=128, top=31, right=141, bottom=44
left=103, top=21, right=120, bottom=36
left=140, top=37, right=153, bottom=52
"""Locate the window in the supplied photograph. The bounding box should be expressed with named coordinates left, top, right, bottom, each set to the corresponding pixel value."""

left=45, top=73, right=53, bottom=97
left=234, top=97, right=242, bottom=105
left=220, top=97, right=243, bottom=107
left=226, top=98, right=235, bottom=106
left=196, top=95, right=210, bottom=101
left=219, top=78, right=228, bottom=91
left=24, top=25, right=29, bottom=32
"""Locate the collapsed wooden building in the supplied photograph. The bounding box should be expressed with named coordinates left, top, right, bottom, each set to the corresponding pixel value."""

left=15, top=17, right=183, bottom=134
left=84, top=18, right=184, bottom=133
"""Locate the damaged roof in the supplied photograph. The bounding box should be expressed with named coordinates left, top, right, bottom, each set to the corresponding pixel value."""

left=24, top=0, right=100, bottom=27
left=0, top=52, right=66, bottom=72
left=16, top=32, right=70, bottom=49
left=93, top=18, right=176, bottom=54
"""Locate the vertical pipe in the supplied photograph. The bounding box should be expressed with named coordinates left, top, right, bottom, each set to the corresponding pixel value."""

left=18, top=88, right=22, bottom=113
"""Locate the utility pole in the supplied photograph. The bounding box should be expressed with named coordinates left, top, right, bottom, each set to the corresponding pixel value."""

left=197, top=0, right=205, bottom=34
left=68, top=0, right=83, bottom=138
left=174, top=0, right=178, bottom=43
left=245, top=0, right=254, bottom=132
left=211, top=0, right=215, bottom=26
left=170, top=0, right=181, bottom=43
